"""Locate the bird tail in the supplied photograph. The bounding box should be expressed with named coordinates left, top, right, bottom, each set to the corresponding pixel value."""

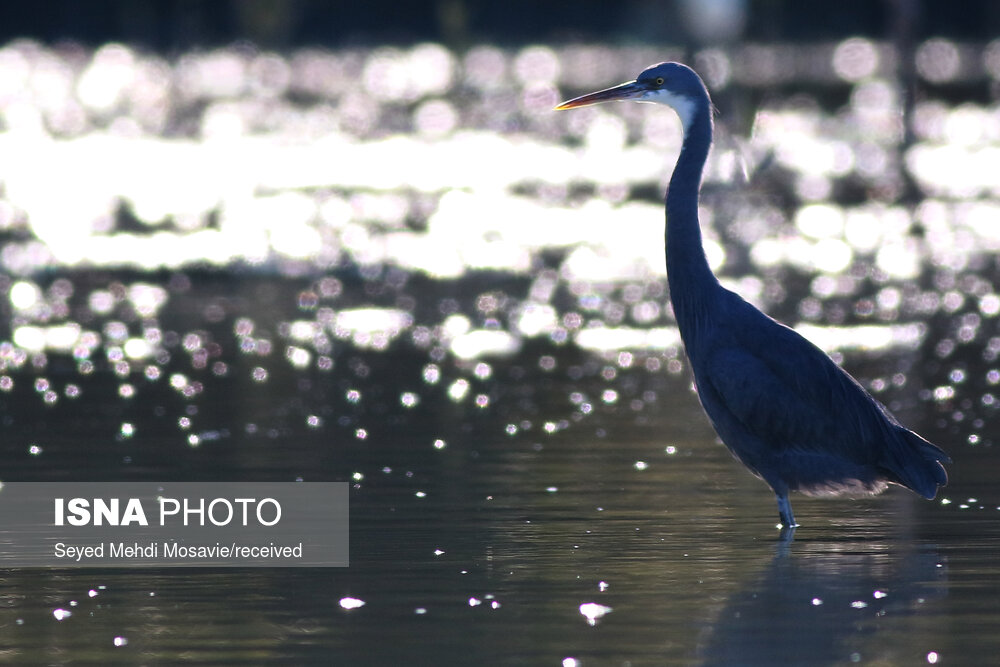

left=888, top=428, right=951, bottom=499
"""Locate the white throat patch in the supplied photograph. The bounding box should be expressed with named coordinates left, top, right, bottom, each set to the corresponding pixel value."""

left=640, top=89, right=699, bottom=134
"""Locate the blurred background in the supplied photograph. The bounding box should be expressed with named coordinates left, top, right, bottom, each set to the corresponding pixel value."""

left=1, top=1, right=999, bottom=665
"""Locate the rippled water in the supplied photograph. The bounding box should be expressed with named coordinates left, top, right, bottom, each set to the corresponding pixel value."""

left=0, top=38, right=999, bottom=664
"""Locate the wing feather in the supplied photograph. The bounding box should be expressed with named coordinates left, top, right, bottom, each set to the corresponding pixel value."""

left=688, top=295, right=948, bottom=496
left=701, top=314, right=883, bottom=465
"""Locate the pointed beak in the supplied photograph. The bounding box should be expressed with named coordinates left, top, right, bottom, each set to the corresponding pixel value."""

left=554, top=80, right=647, bottom=110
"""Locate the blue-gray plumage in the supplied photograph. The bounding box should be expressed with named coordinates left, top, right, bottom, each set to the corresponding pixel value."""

left=556, top=62, right=950, bottom=529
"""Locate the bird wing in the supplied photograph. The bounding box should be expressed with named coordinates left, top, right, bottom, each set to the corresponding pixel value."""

left=699, top=305, right=885, bottom=464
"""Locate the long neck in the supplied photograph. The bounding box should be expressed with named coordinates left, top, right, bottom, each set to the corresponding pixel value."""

left=665, top=101, right=719, bottom=333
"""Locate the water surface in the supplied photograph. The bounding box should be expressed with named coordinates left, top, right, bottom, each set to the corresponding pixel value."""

left=0, top=39, right=998, bottom=665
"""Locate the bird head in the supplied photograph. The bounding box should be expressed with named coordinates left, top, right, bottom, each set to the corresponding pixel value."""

left=555, top=62, right=708, bottom=132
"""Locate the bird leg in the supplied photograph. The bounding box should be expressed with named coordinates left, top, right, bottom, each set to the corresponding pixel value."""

left=776, top=493, right=799, bottom=529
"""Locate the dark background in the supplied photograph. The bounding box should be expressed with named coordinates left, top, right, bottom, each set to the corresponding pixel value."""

left=1, top=0, right=998, bottom=51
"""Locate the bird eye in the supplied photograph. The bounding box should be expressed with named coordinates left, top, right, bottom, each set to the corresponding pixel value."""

left=655, top=77, right=664, bottom=85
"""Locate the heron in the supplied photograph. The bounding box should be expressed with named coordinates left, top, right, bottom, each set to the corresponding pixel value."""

left=556, top=62, right=950, bottom=529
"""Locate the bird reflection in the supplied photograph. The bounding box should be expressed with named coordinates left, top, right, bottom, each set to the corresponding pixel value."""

left=696, top=534, right=946, bottom=665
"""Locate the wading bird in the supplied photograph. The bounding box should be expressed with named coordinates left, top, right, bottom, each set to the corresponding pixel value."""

left=556, top=63, right=949, bottom=530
